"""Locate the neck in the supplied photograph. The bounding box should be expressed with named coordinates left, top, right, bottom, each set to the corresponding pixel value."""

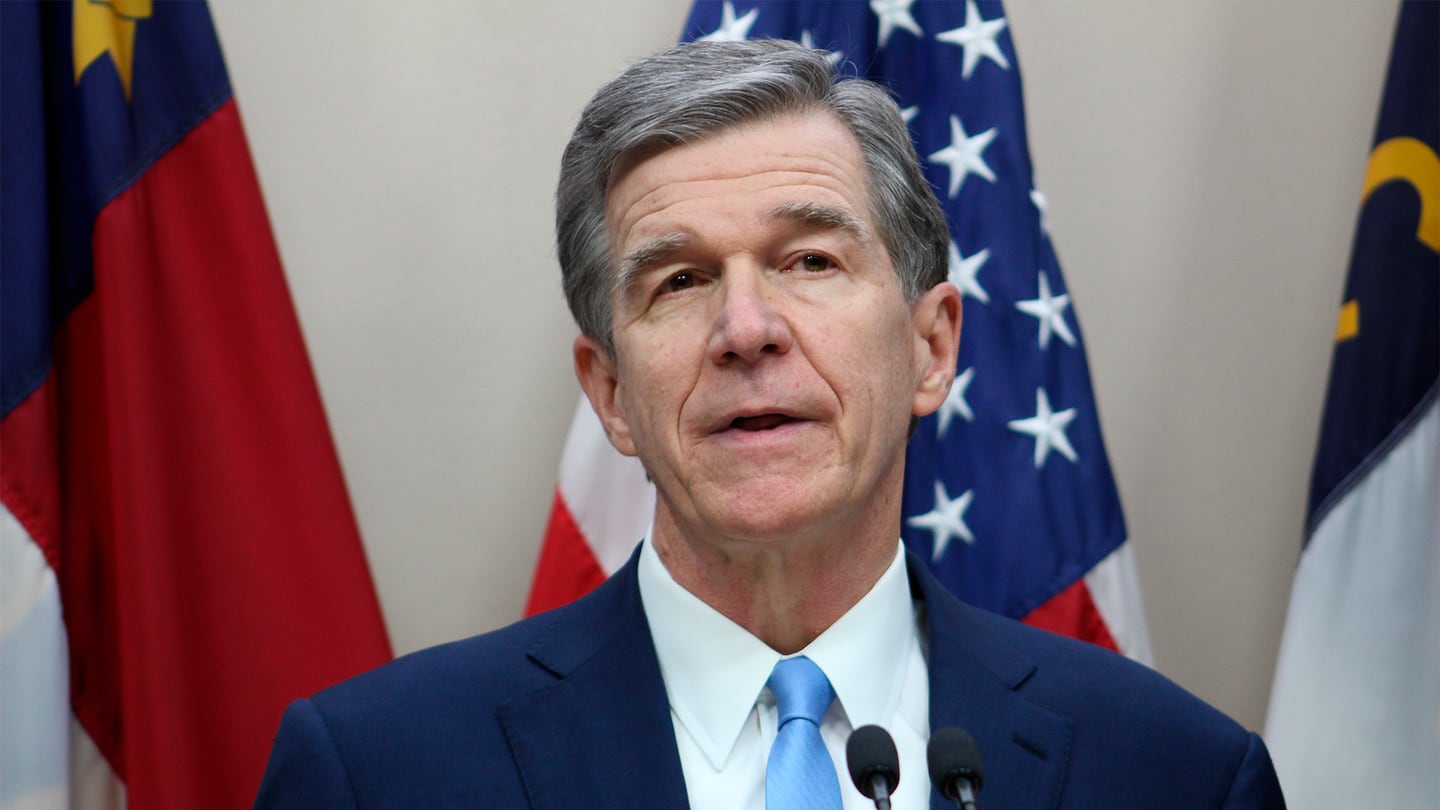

left=651, top=509, right=899, bottom=655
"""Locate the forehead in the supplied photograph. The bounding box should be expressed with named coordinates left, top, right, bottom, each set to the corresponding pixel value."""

left=604, top=111, right=873, bottom=250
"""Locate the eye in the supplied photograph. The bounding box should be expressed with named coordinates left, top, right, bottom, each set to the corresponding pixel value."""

left=787, top=252, right=839, bottom=274
left=659, top=271, right=704, bottom=296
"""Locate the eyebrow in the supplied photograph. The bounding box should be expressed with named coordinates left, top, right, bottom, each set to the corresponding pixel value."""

left=612, top=203, right=871, bottom=301
left=768, top=202, right=872, bottom=243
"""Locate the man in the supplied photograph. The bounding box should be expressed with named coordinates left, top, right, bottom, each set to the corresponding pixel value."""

left=256, top=40, right=1285, bottom=808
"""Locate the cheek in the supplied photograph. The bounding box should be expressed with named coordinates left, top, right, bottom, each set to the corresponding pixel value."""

left=617, top=341, right=693, bottom=446
left=822, top=300, right=913, bottom=373
left=834, top=308, right=921, bottom=426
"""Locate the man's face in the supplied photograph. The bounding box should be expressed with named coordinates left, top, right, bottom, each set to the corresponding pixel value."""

left=575, top=110, right=959, bottom=549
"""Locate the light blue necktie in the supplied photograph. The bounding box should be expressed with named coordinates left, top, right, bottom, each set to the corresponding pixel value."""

left=765, top=656, right=843, bottom=810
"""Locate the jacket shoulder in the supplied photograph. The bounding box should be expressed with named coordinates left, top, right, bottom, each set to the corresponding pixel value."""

left=311, top=561, right=641, bottom=749
left=962, top=602, right=1243, bottom=738
left=256, top=562, right=652, bottom=807
left=914, top=557, right=1284, bottom=808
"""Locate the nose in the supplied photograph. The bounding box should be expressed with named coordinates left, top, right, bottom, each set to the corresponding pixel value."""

left=706, top=267, right=793, bottom=365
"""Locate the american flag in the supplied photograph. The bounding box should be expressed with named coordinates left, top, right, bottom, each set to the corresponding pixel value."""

left=528, top=0, right=1150, bottom=661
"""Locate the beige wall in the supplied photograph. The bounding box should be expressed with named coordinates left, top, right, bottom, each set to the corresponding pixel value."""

left=210, top=0, right=1398, bottom=731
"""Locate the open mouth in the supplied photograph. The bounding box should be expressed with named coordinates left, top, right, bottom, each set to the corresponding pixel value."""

left=729, top=414, right=799, bottom=431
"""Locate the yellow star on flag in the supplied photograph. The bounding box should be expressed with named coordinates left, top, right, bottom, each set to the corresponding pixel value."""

left=73, top=0, right=153, bottom=99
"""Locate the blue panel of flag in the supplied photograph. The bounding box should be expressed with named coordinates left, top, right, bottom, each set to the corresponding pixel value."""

left=0, top=1, right=231, bottom=417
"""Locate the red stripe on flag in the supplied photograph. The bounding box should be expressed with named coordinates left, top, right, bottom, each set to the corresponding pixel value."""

left=1021, top=579, right=1121, bottom=653
left=0, top=376, right=62, bottom=571
left=41, top=99, right=391, bottom=807
left=526, top=489, right=607, bottom=616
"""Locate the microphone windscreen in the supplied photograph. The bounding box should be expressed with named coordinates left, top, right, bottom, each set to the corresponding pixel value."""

left=846, top=724, right=900, bottom=798
left=927, top=726, right=985, bottom=798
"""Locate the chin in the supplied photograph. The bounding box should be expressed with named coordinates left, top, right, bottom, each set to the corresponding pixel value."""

left=695, top=482, right=839, bottom=544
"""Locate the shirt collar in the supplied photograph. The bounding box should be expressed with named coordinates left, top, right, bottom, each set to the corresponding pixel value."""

left=638, top=534, right=916, bottom=770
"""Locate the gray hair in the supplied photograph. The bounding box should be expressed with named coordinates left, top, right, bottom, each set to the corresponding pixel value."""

left=556, top=38, right=949, bottom=355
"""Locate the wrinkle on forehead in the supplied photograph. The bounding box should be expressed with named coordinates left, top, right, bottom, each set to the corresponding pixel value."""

left=612, top=167, right=866, bottom=244
left=605, top=112, right=869, bottom=247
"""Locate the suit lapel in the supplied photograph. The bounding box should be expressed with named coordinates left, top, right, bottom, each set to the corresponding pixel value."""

left=499, top=555, right=690, bottom=809
left=912, top=557, right=1073, bottom=810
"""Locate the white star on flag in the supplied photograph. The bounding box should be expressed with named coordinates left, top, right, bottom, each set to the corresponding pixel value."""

left=936, top=0, right=1011, bottom=79
left=948, top=242, right=991, bottom=303
left=700, top=1, right=758, bottom=42
left=1015, top=272, right=1076, bottom=349
left=907, top=480, right=975, bottom=560
left=937, top=367, right=976, bottom=437
left=900, top=105, right=919, bottom=125
left=799, top=30, right=844, bottom=68
left=928, top=114, right=997, bottom=198
left=1008, top=388, right=1080, bottom=468
left=870, top=0, right=922, bottom=49
left=1031, top=188, right=1050, bottom=234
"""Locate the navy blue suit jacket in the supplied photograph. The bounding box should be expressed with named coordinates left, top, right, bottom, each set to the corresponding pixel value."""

left=255, top=552, right=1285, bottom=808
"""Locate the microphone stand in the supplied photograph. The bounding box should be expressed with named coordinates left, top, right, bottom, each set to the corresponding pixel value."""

left=866, top=773, right=892, bottom=810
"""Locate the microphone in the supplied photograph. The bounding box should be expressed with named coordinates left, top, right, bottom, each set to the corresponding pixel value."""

left=928, top=726, right=984, bottom=809
left=846, top=725, right=900, bottom=810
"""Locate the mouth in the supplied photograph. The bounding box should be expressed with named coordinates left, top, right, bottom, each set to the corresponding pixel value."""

left=728, top=413, right=802, bottom=432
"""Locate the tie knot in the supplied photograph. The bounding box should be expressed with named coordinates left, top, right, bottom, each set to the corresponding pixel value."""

left=768, top=656, right=835, bottom=727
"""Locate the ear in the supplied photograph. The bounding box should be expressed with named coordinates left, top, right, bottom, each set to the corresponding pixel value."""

left=573, top=334, right=638, bottom=456
left=910, top=281, right=963, bottom=418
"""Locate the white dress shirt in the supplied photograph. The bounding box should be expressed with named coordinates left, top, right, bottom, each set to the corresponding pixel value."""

left=637, top=536, right=932, bottom=810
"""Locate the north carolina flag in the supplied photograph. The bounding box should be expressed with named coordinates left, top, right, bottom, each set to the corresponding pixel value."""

left=0, top=2, right=392, bottom=807
left=528, top=0, right=1151, bottom=663
left=1265, top=2, right=1439, bottom=806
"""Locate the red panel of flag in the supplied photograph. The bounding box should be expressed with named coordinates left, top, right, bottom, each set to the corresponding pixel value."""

left=1, top=2, right=392, bottom=806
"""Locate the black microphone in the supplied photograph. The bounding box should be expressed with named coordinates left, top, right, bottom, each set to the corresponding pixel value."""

left=927, top=726, right=984, bottom=809
left=846, top=725, right=900, bottom=810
